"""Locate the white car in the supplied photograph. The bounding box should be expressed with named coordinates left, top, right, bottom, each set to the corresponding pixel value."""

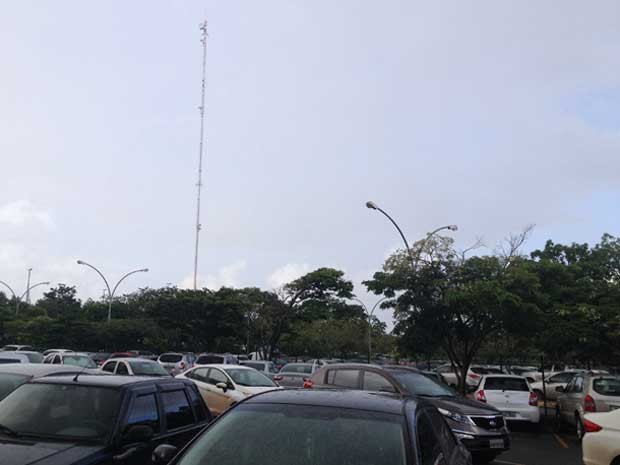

left=100, top=357, right=171, bottom=377
left=474, top=375, right=540, bottom=424
left=583, top=408, right=620, bottom=465
left=177, top=364, right=281, bottom=416
left=436, top=364, right=486, bottom=388
left=530, top=371, right=578, bottom=401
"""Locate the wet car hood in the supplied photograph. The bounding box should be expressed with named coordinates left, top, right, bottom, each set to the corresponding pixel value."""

left=0, top=437, right=103, bottom=465
left=422, top=395, right=501, bottom=416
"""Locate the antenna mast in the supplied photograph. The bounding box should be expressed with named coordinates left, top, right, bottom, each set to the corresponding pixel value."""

left=193, top=20, right=208, bottom=290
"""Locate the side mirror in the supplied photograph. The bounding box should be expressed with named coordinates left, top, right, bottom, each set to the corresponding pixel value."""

left=122, top=424, right=154, bottom=445
left=216, top=382, right=228, bottom=392
left=555, top=386, right=564, bottom=393
left=152, top=444, right=178, bottom=465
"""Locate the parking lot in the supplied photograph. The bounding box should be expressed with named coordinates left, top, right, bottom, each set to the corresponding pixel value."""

left=490, top=413, right=582, bottom=465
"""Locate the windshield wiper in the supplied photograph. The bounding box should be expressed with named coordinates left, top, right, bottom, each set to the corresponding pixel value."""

left=0, top=424, right=20, bottom=437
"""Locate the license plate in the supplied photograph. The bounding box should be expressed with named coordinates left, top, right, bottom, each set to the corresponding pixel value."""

left=489, top=439, right=504, bottom=449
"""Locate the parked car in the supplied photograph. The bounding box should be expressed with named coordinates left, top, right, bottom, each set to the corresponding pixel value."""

left=422, top=370, right=448, bottom=384
left=436, top=364, right=488, bottom=389
left=555, top=374, right=620, bottom=439
left=530, top=371, right=578, bottom=401
left=100, top=358, right=171, bottom=377
left=152, top=389, right=472, bottom=465
left=582, top=408, right=620, bottom=465
left=473, top=375, right=540, bottom=424
left=0, top=374, right=212, bottom=464
left=42, top=352, right=97, bottom=368
left=0, top=352, right=31, bottom=364
left=158, top=352, right=196, bottom=375
left=194, top=353, right=238, bottom=365
left=307, top=363, right=509, bottom=463
left=0, top=344, right=33, bottom=352
left=0, top=363, right=100, bottom=400
left=88, top=352, right=111, bottom=366
left=42, top=348, right=72, bottom=356
left=128, top=350, right=158, bottom=360
left=177, top=364, right=281, bottom=416
left=240, top=360, right=279, bottom=378
left=273, top=363, right=318, bottom=387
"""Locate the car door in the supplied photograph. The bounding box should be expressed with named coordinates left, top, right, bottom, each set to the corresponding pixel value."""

left=204, top=368, right=234, bottom=415
left=546, top=373, right=574, bottom=399
left=561, top=376, right=582, bottom=424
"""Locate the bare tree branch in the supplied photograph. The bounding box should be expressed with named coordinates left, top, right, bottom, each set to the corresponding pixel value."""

left=496, top=224, right=535, bottom=270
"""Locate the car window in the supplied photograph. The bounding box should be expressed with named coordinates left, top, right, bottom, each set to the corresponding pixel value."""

left=52, top=355, right=61, bottom=364
left=161, top=390, right=195, bottom=430
left=328, top=369, right=360, bottom=389
left=186, top=387, right=208, bottom=422
left=550, top=373, right=574, bottom=384
left=63, top=355, right=96, bottom=368
left=190, top=368, right=209, bottom=382
left=0, top=374, right=29, bottom=400
left=117, top=362, right=130, bottom=375
left=363, top=371, right=396, bottom=393
left=129, top=361, right=169, bottom=376
left=484, top=377, right=529, bottom=391
left=592, top=377, right=620, bottom=396
left=22, top=353, right=44, bottom=363
left=126, top=393, right=160, bottom=432
left=207, top=368, right=229, bottom=385
left=573, top=376, right=584, bottom=393
left=225, top=369, right=275, bottom=387
left=160, top=354, right=183, bottom=363
left=196, top=355, right=224, bottom=364
left=102, top=361, right=117, bottom=373
left=417, top=410, right=447, bottom=465
left=281, top=364, right=312, bottom=374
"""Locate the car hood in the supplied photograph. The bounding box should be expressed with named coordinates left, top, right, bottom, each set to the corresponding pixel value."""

left=423, top=396, right=501, bottom=416
left=0, top=438, right=102, bottom=465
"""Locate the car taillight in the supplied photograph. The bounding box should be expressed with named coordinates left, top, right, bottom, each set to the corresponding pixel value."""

left=584, top=418, right=602, bottom=433
left=303, top=378, right=314, bottom=388
left=273, top=375, right=283, bottom=382
left=476, top=390, right=487, bottom=403
left=529, top=391, right=538, bottom=406
left=179, top=361, right=186, bottom=370
left=468, top=373, right=481, bottom=380
left=584, top=395, right=596, bottom=413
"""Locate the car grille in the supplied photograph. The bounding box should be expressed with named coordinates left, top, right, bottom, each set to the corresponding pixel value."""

left=470, top=415, right=505, bottom=430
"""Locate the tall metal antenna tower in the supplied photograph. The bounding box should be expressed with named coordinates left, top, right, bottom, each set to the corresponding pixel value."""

left=193, top=20, right=208, bottom=290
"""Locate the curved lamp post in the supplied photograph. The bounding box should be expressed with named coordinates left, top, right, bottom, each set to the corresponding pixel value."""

left=350, top=296, right=389, bottom=363
left=0, top=280, right=50, bottom=315
left=77, top=260, right=148, bottom=323
left=413, top=224, right=458, bottom=271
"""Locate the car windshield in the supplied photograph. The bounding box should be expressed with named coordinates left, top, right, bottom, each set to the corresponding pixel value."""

left=22, top=353, right=44, bottom=363
left=176, top=403, right=406, bottom=465
left=0, top=383, right=120, bottom=440
left=129, top=361, right=170, bottom=376
left=63, top=355, right=97, bottom=368
left=484, top=377, right=529, bottom=391
left=224, top=369, right=275, bottom=387
left=160, top=354, right=183, bottom=363
left=280, top=364, right=312, bottom=374
left=593, top=377, right=620, bottom=396
left=390, top=371, right=456, bottom=397
left=0, top=374, right=30, bottom=400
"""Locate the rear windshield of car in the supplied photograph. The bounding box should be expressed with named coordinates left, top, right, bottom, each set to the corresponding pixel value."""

left=196, top=355, right=223, bottom=364
left=280, top=364, right=312, bottom=374
left=0, top=383, right=120, bottom=440
left=129, top=361, right=170, bottom=376
left=593, top=377, right=620, bottom=396
left=160, top=354, right=183, bottom=363
left=484, top=377, right=529, bottom=391
left=0, top=374, right=29, bottom=400
left=176, top=403, right=407, bottom=465
left=63, top=355, right=96, bottom=368
left=390, top=371, right=456, bottom=397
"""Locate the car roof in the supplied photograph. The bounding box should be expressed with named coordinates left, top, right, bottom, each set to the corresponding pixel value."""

left=197, top=364, right=250, bottom=370
left=282, top=362, right=314, bottom=366
left=0, top=364, right=94, bottom=376
left=30, top=374, right=193, bottom=388
left=247, top=389, right=411, bottom=415
left=107, top=357, right=157, bottom=363
left=483, top=374, right=526, bottom=380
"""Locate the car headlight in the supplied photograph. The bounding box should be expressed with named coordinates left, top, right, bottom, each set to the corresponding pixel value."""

left=438, top=408, right=472, bottom=425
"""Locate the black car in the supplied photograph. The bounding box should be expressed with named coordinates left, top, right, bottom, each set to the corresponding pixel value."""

left=0, top=374, right=212, bottom=464
left=307, top=363, right=510, bottom=464
left=153, top=389, right=472, bottom=465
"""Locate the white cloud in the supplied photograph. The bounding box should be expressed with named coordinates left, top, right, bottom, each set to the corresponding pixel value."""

left=0, top=200, right=52, bottom=227
left=267, top=263, right=311, bottom=289
left=180, top=260, right=247, bottom=290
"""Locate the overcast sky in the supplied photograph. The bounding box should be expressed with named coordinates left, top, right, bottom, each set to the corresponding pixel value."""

left=1, top=2, right=619, bottom=327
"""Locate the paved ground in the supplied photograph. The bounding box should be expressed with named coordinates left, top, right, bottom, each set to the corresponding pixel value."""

left=488, top=413, right=582, bottom=465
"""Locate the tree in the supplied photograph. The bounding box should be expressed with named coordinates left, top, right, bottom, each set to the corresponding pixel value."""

left=36, top=284, right=81, bottom=320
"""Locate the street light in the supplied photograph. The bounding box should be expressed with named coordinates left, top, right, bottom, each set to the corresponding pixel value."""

left=77, top=260, right=148, bottom=323
left=413, top=224, right=458, bottom=270
left=350, top=296, right=389, bottom=363
left=0, top=280, right=51, bottom=315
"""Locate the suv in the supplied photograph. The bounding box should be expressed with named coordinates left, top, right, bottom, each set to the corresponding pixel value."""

left=555, top=373, right=620, bottom=439
left=158, top=352, right=196, bottom=375
left=0, top=374, right=212, bottom=464
left=308, top=363, right=509, bottom=464
left=195, top=353, right=238, bottom=365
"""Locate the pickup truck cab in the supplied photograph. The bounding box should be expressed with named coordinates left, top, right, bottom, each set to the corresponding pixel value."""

left=0, top=375, right=212, bottom=464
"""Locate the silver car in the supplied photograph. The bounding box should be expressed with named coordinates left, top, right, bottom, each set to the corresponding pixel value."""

left=157, top=352, right=196, bottom=375
left=555, top=373, right=620, bottom=439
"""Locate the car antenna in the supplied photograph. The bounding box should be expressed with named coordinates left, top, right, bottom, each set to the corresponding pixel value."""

left=73, top=365, right=88, bottom=383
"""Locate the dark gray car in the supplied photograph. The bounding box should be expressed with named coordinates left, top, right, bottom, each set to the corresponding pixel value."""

left=308, top=363, right=510, bottom=464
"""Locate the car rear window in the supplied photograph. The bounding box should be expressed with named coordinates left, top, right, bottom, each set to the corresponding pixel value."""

left=484, top=377, right=529, bottom=391
left=160, top=354, right=183, bottom=363
left=196, top=355, right=223, bottom=364
left=593, top=377, right=620, bottom=396
left=281, top=364, right=312, bottom=374
left=162, top=390, right=195, bottom=430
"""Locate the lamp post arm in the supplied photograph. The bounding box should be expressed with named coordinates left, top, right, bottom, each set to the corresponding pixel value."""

left=0, top=281, right=16, bottom=300
left=375, top=207, right=415, bottom=271
left=111, top=269, right=148, bottom=299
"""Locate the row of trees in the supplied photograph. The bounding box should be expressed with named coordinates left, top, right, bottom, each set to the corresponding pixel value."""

left=366, top=231, right=620, bottom=392
left=0, top=268, right=394, bottom=359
